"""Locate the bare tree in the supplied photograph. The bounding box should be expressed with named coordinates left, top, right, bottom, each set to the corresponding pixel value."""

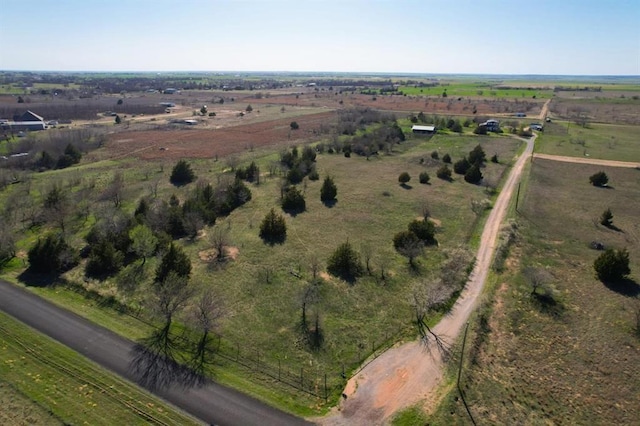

left=100, top=171, right=126, bottom=208
left=418, top=200, right=431, bottom=219
left=209, top=226, right=230, bottom=262
left=440, top=246, right=474, bottom=292
left=309, top=254, right=321, bottom=280
left=410, top=281, right=451, bottom=358
left=523, top=266, right=553, bottom=296
left=185, top=288, right=225, bottom=376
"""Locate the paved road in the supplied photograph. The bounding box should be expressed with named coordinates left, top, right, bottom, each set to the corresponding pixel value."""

left=0, top=279, right=311, bottom=426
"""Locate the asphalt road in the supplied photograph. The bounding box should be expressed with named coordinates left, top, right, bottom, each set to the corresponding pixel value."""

left=0, top=278, right=311, bottom=426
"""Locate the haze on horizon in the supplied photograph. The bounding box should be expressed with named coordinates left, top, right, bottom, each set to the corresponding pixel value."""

left=1, top=0, right=638, bottom=76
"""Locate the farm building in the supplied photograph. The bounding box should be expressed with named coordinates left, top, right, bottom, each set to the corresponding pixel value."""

left=1, top=110, right=47, bottom=132
left=412, top=125, right=436, bottom=135
left=18, top=110, right=45, bottom=122
left=479, top=119, right=500, bottom=132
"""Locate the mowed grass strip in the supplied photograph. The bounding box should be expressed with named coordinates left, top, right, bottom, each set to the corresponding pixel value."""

left=429, top=159, right=640, bottom=424
left=0, top=312, right=201, bottom=426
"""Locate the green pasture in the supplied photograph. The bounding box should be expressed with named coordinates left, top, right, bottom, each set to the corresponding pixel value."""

left=1, top=129, right=523, bottom=415
left=535, top=120, right=640, bottom=162
left=0, top=312, right=201, bottom=426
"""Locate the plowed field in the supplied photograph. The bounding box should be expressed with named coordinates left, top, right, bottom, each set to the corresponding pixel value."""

left=105, top=111, right=335, bottom=160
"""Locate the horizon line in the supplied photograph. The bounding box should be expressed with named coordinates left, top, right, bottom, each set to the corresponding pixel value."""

left=1, top=70, right=639, bottom=79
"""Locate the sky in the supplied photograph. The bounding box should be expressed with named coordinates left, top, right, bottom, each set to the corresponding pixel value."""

left=1, top=0, right=638, bottom=75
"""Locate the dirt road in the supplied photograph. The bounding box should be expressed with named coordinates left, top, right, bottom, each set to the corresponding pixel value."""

left=319, top=135, right=536, bottom=425
left=533, top=153, right=640, bottom=168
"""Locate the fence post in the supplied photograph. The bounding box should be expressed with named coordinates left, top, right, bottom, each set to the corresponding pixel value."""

left=300, top=367, right=304, bottom=387
left=324, top=373, right=328, bottom=401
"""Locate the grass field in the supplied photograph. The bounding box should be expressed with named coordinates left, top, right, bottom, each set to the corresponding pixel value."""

left=427, top=159, right=640, bottom=424
left=399, top=83, right=553, bottom=99
left=535, top=121, right=640, bottom=162
left=0, top=312, right=201, bottom=425
left=0, top=128, right=524, bottom=414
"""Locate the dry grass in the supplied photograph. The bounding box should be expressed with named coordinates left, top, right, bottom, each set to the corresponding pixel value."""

left=429, top=159, right=640, bottom=424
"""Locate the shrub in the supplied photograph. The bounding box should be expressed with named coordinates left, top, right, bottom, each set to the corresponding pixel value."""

left=468, top=144, right=486, bottom=165
left=282, top=186, right=306, bottom=213
left=86, top=239, right=124, bottom=277
left=589, top=171, right=609, bottom=187
left=393, top=230, right=423, bottom=266
left=170, top=159, right=196, bottom=186
left=408, top=219, right=436, bottom=245
left=155, top=243, right=191, bottom=283
left=419, top=172, right=430, bottom=184
left=308, top=168, right=320, bottom=181
left=594, top=248, right=630, bottom=282
left=290, top=121, right=299, bottom=130
left=442, top=153, right=452, bottom=164
left=327, top=241, right=364, bottom=282
left=491, top=154, right=499, bottom=163
left=453, top=157, right=471, bottom=175
left=600, top=208, right=614, bottom=227
left=320, top=176, right=337, bottom=203
left=473, top=125, right=487, bottom=135
left=430, top=151, right=439, bottom=160
left=259, top=208, right=287, bottom=244
left=437, top=165, right=452, bottom=180
left=398, top=172, right=411, bottom=185
left=464, top=164, right=483, bottom=184
left=28, top=234, right=77, bottom=274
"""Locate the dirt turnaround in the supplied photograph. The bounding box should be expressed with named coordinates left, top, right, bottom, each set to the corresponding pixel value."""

left=318, top=135, right=536, bottom=425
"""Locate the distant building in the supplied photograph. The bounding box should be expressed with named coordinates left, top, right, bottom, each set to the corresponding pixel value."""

left=19, top=110, right=45, bottom=122
left=163, top=88, right=179, bottom=94
left=2, top=110, right=47, bottom=132
left=412, top=125, right=436, bottom=134
left=479, top=119, right=500, bottom=132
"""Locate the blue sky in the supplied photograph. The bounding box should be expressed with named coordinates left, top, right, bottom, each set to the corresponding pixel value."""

left=1, top=0, right=638, bottom=75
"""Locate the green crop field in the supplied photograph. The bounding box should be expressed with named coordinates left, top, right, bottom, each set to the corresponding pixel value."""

left=399, top=83, right=553, bottom=99
left=0, top=312, right=201, bottom=425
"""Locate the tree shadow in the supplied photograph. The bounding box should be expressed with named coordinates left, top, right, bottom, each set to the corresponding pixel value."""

left=17, top=269, right=59, bottom=287
left=260, top=234, right=286, bottom=246
left=129, top=325, right=206, bottom=390
left=400, top=183, right=413, bottom=190
left=283, top=207, right=305, bottom=217
left=321, top=199, right=337, bottom=208
left=603, top=278, right=640, bottom=297
left=603, top=223, right=623, bottom=233
left=531, top=293, right=565, bottom=318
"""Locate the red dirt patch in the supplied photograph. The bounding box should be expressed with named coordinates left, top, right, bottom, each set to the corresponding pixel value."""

left=105, top=111, right=335, bottom=160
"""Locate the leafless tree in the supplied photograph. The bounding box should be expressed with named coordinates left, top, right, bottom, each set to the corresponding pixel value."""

left=418, top=200, right=431, bottom=219
left=100, top=171, right=125, bottom=208
left=309, top=254, right=321, bottom=280
left=209, top=226, right=230, bottom=262
left=523, top=266, right=554, bottom=296
left=185, top=288, right=225, bottom=376
left=410, top=281, right=451, bottom=358
left=441, top=246, right=475, bottom=292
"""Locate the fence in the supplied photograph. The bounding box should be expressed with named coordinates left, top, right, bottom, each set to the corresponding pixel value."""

left=59, top=278, right=407, bottom=401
